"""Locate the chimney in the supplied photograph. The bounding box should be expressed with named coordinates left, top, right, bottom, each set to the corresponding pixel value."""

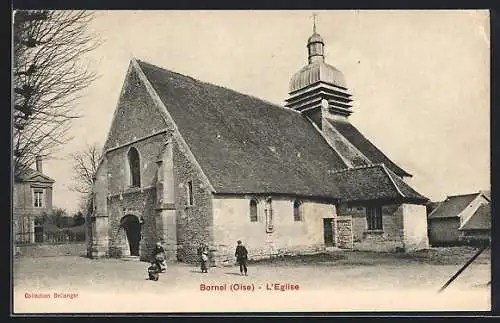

left=35, top=155, right=43, bottom=173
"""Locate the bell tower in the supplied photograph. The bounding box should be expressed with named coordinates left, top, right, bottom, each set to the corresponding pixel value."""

left=285, top=15, right=353, bottom=129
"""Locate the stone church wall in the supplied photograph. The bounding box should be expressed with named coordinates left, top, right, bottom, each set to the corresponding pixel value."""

left=104, top=133, right=167, bottom=261
left=211, top=195, right=336, bottom=265
left=103, top=67, right=167, bottom=152
left=92, top=62, right=218, bottom=264
left=172, top=142, right=214, bottom=264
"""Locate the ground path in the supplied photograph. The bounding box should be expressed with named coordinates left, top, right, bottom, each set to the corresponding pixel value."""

left=13, top=248, right=491, bottom=312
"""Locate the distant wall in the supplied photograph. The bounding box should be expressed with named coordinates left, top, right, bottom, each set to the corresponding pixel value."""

left=16, top=243, right=87, bottom=257
left=428, top=217, right=461, bottom=246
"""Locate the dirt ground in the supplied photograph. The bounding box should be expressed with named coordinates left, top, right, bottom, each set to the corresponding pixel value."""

left=12, top=246, right=491, bottom=313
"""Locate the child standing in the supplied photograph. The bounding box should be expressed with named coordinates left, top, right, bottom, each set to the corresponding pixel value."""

left=201, top=251, right=209, bottom=273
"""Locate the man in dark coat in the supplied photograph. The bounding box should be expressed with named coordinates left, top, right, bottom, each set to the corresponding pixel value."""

left=235, top=240, right=248, bottom=276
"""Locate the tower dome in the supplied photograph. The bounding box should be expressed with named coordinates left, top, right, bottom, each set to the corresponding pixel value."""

left=285, top=19, right=353, bottom=120
left=289, top=25, right=347, bottom=93
left=289, top=61, right=347, bottom=93
left=307, top=32, right=324, bottom=44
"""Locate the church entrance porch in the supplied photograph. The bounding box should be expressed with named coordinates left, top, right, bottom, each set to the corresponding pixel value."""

left=118, top=215, right=142, bottom=257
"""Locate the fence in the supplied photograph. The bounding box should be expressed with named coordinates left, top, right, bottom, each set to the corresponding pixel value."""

left=15, top=230, right=86, bottom=245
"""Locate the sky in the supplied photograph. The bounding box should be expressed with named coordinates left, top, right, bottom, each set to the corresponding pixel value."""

left=37, top=10, right=490, bottom=213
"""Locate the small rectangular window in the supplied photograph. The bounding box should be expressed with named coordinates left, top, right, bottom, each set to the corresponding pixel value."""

left=33, top=190, right=44, bottom=208
left=186, top=181, right=194, bottom=206
left=366, top=206, right=383, bottom=231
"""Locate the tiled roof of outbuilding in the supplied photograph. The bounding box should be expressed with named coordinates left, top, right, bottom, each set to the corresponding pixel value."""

left=329, top=164, right=427, bottom=203
left=428, top=193, right=479, bottom=219
left=460, top=204, right=491, bottom=231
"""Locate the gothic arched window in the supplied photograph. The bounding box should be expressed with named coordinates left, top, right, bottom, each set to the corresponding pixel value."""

left=249, top=199, right=258, bottom=222
left=293, top=199, right=303, bottom=221
left=128, top=147, right=141, bottom=187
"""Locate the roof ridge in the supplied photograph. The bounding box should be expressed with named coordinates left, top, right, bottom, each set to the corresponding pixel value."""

left=323, top=119, right=373, bottom=165
left=446, top=192, right=482, bottom=199
left=305, top=116, right=351, bottom=169
left=328, top=118, right=412, bottom=178
left=380, top=163, right=406, bottom=198
left=329, top=163, right=384, bottom=175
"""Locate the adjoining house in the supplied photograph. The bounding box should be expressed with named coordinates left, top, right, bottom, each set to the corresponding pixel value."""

left=90, top=26, right=429, bottom=265
left=13, top=156, right=55, bottom=248
left=459, top=203, right=491, bottom=246
left=428, top=191, right=490, bottom=246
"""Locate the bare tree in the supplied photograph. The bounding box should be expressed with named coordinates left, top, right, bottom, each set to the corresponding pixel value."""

left=13, top=10, right=102, bottom=176
left=70, top=142, right=102, bottom=215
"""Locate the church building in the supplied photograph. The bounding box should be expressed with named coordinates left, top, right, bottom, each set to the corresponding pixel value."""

left=89, top=25, right=429, bottom=264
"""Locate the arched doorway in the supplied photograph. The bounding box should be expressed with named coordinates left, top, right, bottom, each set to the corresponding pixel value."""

left=120, top=215, right=142, bottom=256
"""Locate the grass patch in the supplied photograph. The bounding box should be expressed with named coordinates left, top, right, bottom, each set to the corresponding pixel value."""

left=249, top=252, right=347, bottom=266
left=247, top=246, right=491, bottom=267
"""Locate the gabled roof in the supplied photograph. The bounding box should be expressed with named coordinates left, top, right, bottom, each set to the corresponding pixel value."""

left=134, top=59, right=426, bottom=203
left=328, top=119, right=412, bottom=177
left=15, top=167, right=55, bottom=184
left=459, top=203, right=491, bottom=231
left=329, top=164, right=427, bottom=203
left=137, top=60, right=347, bottom=199
left=428, top=193, right=480, bottom=219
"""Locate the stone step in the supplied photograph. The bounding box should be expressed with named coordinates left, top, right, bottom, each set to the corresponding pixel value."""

left=121, top=256, right=141, bottom=262
left=325, top=246, right=344, bottom=253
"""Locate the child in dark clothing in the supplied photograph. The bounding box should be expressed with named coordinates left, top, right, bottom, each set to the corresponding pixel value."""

left=148, top=261, right=160, bottom=281
left=201, top=251, right=209, bottom=273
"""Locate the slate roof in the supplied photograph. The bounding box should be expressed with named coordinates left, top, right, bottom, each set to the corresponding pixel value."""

left=460, top=203, right=491, bottom=231
left=136, top=60, right=424, bottom=202
left=427, top=201, right=442, bottom=211
left=138, top=60, right=346, bottom=199
left=14, top=167, right=55, bottom=183
left=428, top=193, right=479, bottom=219
left=328, top=119, right=411, bottom=177
left=329, top=164, right=427, bottom=203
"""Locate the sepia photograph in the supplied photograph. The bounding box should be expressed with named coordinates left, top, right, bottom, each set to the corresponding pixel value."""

left=11, top=10, right=491, bottom=313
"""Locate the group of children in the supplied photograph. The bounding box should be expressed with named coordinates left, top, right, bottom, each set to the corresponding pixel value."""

left=147, top=240, right=249, bottom=280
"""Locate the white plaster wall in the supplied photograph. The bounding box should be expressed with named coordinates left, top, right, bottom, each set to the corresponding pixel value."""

left=402, top=204, right=429, bottom=251
left=212, top=195, right=336, bottom=262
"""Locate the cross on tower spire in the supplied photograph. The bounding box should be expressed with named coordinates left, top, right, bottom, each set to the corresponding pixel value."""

left=312, top=13, right=317, bottom=33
